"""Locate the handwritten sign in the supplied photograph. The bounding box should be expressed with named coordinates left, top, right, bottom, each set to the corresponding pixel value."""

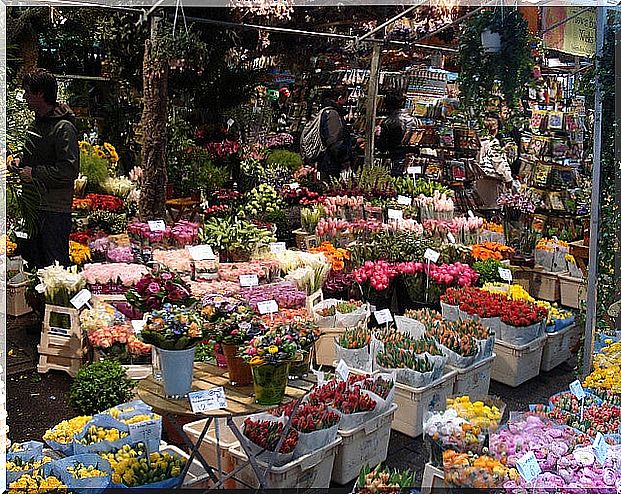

left=424, top=248, right=440, bottom=263
left=397, top=195, right=412, bottom=206
left=374, top=309, right=393, bottom=325
left=70, top=289, right=92, bottom=310
left=516, top=451, right=542, bottom=482
left=147, top=220, right=166, bottom=232
left=188, top=387, right=227, bottom=413
left=239, top=275, right=259, bottom=287
left=387, top=209, right=403, bottom=221
left=498, top=268, right=513, bottom=282
left=269, top=242, right=286, bottom=254
left=131, top=320, right=146, bottom=334
left=335, top=360, right=349, bottom=382
left=129, top=419, right=160, bottom=452
left=187, top=244, right=215, bottom=261
left=407, top=166, right=422, bottom=176
left=569, top=380, right=586, bottom=401
left=257, top=300, right=279, bottom=315
left=14, top=231, right=27, bottom=239
left=593, top=433, right=608, bottom=464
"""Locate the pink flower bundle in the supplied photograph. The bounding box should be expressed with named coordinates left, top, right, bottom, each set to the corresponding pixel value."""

left=87, top=323, right=152, bottom=356
left=82, top=263, right=149, bottom=287
left=185, top=280, right=241, bottom=297
left=170, top=220, right=200, bottom=246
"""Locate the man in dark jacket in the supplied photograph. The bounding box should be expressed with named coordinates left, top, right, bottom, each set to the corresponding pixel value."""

left=17, top=69, right=79, bottom=268
left=376, top=92, right=416, bottom=176
left=319, top=87, right=353, bottom=179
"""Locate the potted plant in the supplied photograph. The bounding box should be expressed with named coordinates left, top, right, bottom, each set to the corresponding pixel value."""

left=140, top=304, right=204, bottom=398
left=242, top=325, right=301, bottom=405
left=199, top=217, right=276, bottom=262
left=285, top=319, right=321, bottom=379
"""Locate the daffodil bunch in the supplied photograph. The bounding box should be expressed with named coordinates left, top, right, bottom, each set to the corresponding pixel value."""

left=36, top=263, right=86, bottom=306
left=69, top=241, right=91, bottom=265
left=44, top=415, right=92, bottom=445
left=241, top=325, right=302, bottom=366
left=8, top=474, right=67, bottom=493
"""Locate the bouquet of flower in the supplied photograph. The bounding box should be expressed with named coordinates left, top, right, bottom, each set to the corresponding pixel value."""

left=69, top=241, right=91, bottom=265
left=472, top=242, right=515, bottom=261
left=355, top=465, right=415, bottom=494
left=204, top=303, right=266, bottom=346
left=497, top=191, right=537, bottom=213
left=140, top=304, right=204, bottom=350
left=241, top=325, right=302, bottom=366
left=242, top=418, right=298, bottom=454
left=36, top=263, right=85, bottom=307
left=500, top=300, right=547, bottom=327
left=87, top=321, right=151, bottom=360
left=125, top=270, right=195, bottom=313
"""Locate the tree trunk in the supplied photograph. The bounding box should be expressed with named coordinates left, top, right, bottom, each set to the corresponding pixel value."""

left=139, top=20, right=168, bottom=221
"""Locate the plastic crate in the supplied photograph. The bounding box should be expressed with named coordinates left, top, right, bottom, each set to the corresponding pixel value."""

left=421, top=462, right=446, bottom=494
left=7, top=281, right=32, bottom=317
left=452, top=353, right=495, bottom=396
left=182, top=418, right=242, bottom=489
left=558, top=274, right=587, bottom=309
left=315, top=328, right=345, bottom=367
left=159, top=444, right=211, bottom=489
left=228, top=436, right=342, bottom=489
left=530, top=268, right=561, bottom=302
left=391, top=369, right=457, bottom=438
left=541, top=324, right=580, bottom=372
left=331, top=403, right=398, bottom=485
left=491, top=336, right=545, bottom=387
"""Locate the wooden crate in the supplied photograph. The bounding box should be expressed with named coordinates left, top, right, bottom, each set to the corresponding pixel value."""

left=38, top=354, right=83, bottom=377
left=530, top=268, right=561, bottom=302
left=39, top=304, right=86, bottom=376
left=293, top=229, right=318, bottom=250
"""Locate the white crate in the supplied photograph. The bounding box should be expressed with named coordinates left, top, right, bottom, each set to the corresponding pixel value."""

left=541, top=324, right=580, bottom=372
left=558, top=274, right=586, bottom=309
left=452, top=353, right=495, bottom=396
left=159, top=444, right=211, bottom=489
left=331, top=403, right=398, bottom=485
left=391, top=369, right=457, bottom=438
left=8, top=281, right=32, bottom=317
left=183, top=418, right=242, bottom=489
left=491, top=336, right=545, bottom=387
left=421, top=462, right=446, bottom=494
left=228, top=436, right=342, bottom=489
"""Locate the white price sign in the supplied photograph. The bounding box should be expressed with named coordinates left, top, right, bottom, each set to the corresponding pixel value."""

left=269, top=242, right=286, bottom=254
left=226, top=118, right=235, bottom=128
left=70, top=289, right=92, bottom=309
left=593, top=432, right=608, bottom=464
left=187, top=244, right=215, bottom=261
left=288, top=182, right=300, bottom=190
left=188, top=387, right=227, bottom=413
left=131, top=320, right=146, bottom=334
left=374, top=309, right=393, bottom=325
left=569, top=380, right=586, bottom=401
left=424, top=248, right=441, bottom=263
left=312, top=368, right=325, bottom=385
left=407, top=166, right=422, bottom=176
left=128, top=419, right=160, bottom=452
left=257, top=300, right=279, bottom=315
left=447, top=233, right=456, bottom=244
left=516, top=451, right=542, bottom=483
left=498, top=268, right=513, bottom=282
left=14, top=231, right=28, bottom=239
left=467, top=210, right=475, bottom=219
left=397, top=195, right=412, bottom=206
left=387, top=209, right=403, bottom=221
left=147, top=220, right=166, bottom=232
left=335, top=360, right=349, bottom=382
left=239, top=275, right=259, bottom=287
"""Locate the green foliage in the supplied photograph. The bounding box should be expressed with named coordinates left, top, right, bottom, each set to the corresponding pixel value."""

left=80, top=153, right=111, bottom=188
left=473, top=259, right=505, bottom=286
left=266, top=150, right=303, bottom=171
left=459, top=8, right=534, bottom=110
left=199, top=217, right=276, bottom=259
left=70, top=360, right=136, bottom=415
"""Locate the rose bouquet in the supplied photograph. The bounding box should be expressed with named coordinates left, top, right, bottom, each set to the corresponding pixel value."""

left=140, top=304, right=204, bottom=350
left=125, top=270, right=195, bottom=313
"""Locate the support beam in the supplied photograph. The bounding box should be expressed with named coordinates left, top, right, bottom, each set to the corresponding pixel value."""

left=412, top=3, right=495, bottom=43
left=582, top=6, right=607, bottom=378
left=364, top=42, right=382, bottom=168
left=542, top=7, right=591, bottom=34
left=357, top=2, right=425, bottom=42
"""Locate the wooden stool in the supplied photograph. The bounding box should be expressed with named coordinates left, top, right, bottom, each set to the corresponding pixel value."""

left=38, top=304, right=86, bottom=377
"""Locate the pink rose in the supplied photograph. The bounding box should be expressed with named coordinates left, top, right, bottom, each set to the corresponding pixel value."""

left=161, top=272, right=173, bottom=281
left=148, top=282, right=161, bottom=294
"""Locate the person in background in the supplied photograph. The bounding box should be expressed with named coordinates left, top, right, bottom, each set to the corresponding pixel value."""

left=272, top=87, right=291, bottom=132
left=375, top=92, right=416, bottom=176
left=318, top=86, right=354, bottom=180
left=12, top=68, right=79, bottom=268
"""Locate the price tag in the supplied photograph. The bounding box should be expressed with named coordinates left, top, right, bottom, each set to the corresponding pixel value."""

left=188, top=387, right=227, bottom=413
left=128, top=419, right=160, bottom=452
left=187, top=244, right=215, bottom=261
left=257, top=300, right=279, bottom=314
left=131, top=320, right=146, bottom=334
left=516, top=451, right=542, bottom=483
left=447, top=233, right=456, bottom=244
left=312, top=368, right=325, bottom=385
left=374, top=309, right=393, bottom=325
left=335, top=360, right=349, bottom=382
left=424, top=248, right=440, bottom=263
left=407, top=166, right=422, bottom=176
left=227, top=118, right=235, bottom=128
left=387, top=209, right=403, bottom=221
left=397, top=195, right=412, bottom=206
left=147, top=220, right=166, bottom=232
left=288, top=182, right=299, bottom=190
left=70, top=289, right=92, bottom=309
left=239, top=274, right=259, bottom=287
left=570, top=380, right=586, bottom=401
left=498, top=268, right=513, bottom=282
left=593, top=432, right=608, bottom=464
left=14, top=231, right=27, bottom=239
left=467, top=210, right=475, bottom=219
left=269, top=242, right=286, bottom=254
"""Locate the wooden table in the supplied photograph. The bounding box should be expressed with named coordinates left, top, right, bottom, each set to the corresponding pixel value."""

left=136, top=362, right=317, bottom=489
left=165, top=197, right=202, bottom=223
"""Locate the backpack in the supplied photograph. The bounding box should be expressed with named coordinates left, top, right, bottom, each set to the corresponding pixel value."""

left=300, top=107, right=331, bottom=162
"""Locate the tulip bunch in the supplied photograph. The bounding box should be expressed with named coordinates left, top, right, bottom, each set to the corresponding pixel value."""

left=337, top=328, right=372, bottom=350
left=359, top=376, right=394, bottom=399
left=7, top=456, right=51, bottom=473
left=374, top=328, right=442, bottom=356
left=472, top=242, right=515, bottom=261
left=76, top=425, right=128, bottom=445
left=376, top=346, right=436, bottom=372
left=500, top=300, right=547, bottom=327
left=109, top=451, right=185, bottom=487
left=447, top=396, right=502, bottom=430
left=355, top=465, right=415, bottom=494
left=67, top=463, right=109, bottom=479
left=332, top=385, right=377, bottom=415
left=404, top=308, right=444, bottom=331
left=44, top=415, right=93, bottom=445
left=8, top=474, right=68, bottom=493
left=315, top=217, right=350, bottom=238
left=291, top=403, right=340, bottom=433
left=243, top=418, right=298, bottom=453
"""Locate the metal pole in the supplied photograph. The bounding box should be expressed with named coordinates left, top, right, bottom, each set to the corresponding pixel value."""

left=582, top=6, right=607, bottom=379
left=365, top=42, right=382, bottom=168
left=616, top=26, right=621, bottom=329
left=357, top=2, right=425, bottom=42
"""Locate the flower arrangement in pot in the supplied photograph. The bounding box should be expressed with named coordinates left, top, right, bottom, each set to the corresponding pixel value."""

left=140, top=304, right=204, bottom=398
left=202, top=296, right=266, bottom=386
left=241, top=325, right=301, bottom=405
left=125, top=270, right=195, bottom=315
left=286, top=319, right=321, bottom=379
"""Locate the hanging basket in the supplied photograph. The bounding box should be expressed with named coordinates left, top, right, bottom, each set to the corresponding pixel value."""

left=481, top=29, right=501, bottom=53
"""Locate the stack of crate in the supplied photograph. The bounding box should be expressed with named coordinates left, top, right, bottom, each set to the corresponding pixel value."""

left=38, top=304, right=87, bottom=377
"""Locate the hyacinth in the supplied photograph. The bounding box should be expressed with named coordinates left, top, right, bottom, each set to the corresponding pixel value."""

left=497, top=191, right=537, bottom=213
left=141, top=303, right=204, bottom=350
left=264, top=133, right=294, bottom=148
left=36, top=263, right=86, bottom=305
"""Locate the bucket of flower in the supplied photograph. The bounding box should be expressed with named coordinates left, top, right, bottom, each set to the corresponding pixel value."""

left=73, top=415, right=132, bottom=455
left=6, top=454, right=52, bottom=486
left=500, top=300, right=547, bottom=346
left=43, top=415, right=93, bottom=456
left=349, top=373, right=396, bottom=417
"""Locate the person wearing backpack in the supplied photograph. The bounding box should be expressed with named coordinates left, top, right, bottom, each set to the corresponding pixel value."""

left=301, top=87, right=354, bottom=180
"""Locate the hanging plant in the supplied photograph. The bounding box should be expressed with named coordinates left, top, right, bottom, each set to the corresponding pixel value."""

left=458, top=8, right=534, bottom=111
